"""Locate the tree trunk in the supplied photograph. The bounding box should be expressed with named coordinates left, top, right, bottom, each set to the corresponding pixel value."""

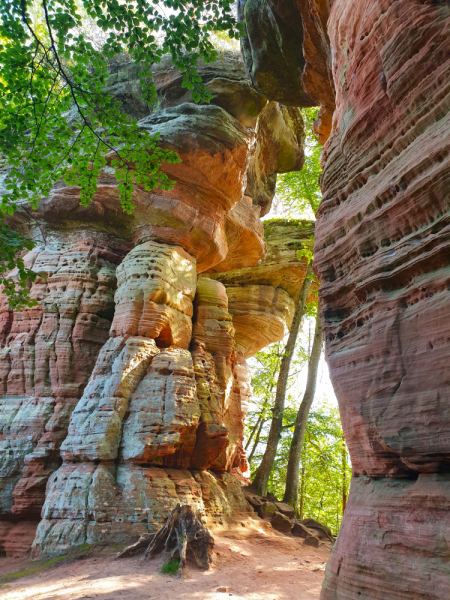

left=342, top=435, right=347, bottom=514
left=299, top=464, right=305, bottom=519
left=250, top=261, right=313, bottom=496
left=247, top=417, right=265, bottom=462
left=245, top=413, right=262, bottom=451
left=283, top=310, right=322, bottom=509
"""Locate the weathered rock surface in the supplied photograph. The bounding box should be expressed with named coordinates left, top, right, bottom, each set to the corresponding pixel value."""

left=0, top=52, right=308, bottom=557
left=238, top=0, right=450, bottom=594
left=0, top=239, right=118, bottom=519
left=190, top=278, right=243, bottom=472
left=322, top=475, right=450, bottom=599
left=105, top=51, right=305, bottom=221
left=238, top=0, right=335, bottom=142
left=106, top=51, right=268, bottom=128
left=213, top=220, right=315, bottom=301
left=0, top=521, right=37, bottom=558
left=243, top=102, right=306, bottom=216
left=32, top=465, right=252, bottom=558
left=211, top=196, right=267, bottom=274
left=311, top=1, right=450, bottom=598
left=212, top=220, right=316, bottom=358
left=238, top=0, right=315, bottom=106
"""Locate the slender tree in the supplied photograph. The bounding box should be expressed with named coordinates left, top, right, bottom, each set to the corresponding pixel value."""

left=245, top=413, right=262, bottom=451
left=283, top=309, right=322, bottom=509
left=250, top=260, right=313, bottom=496
left=299, top=464, right=305, bottom=519
left=247, top=417, right=266, bottom=462
left=342, top=434, right=347, bottom=514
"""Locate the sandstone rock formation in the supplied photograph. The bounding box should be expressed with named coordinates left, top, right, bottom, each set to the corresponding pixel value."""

left=238, top=1, right=450, bottom=597
left=311, top=2, right=450, bottom=598
left=238, top=0, right=335, bottom=143
left=0, top=53, right=313, bottom=558
left=212, top=219, right=316, bottom=359
left=5, top=3, right=446, bottom=594
left=0, top=237, right=119, bottom=556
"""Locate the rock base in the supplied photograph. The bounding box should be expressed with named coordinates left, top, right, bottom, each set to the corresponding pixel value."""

left=322, top=475, right=450, bottom=600
left=32, top=467, right=253, bottom=558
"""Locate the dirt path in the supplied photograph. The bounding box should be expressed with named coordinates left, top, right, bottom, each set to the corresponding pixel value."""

left=0, top=524, right=330, bottom=600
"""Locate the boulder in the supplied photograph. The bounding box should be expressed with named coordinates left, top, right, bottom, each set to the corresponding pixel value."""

left=301, top=518, right=333, bottom=542
left=258, top=502, right=278, bottom=521
left=304, top=535, right=320, bottom=548
left=270, top=511, right=293, bottom=534
left=275, top=501, right=296, bottom=519
left=291, top=522, right=312, bottom=539
left=242, top=488, right=267, bottom=510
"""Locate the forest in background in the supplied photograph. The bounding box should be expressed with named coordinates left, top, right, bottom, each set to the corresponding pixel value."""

left=245, top=108, right=351, bottom=536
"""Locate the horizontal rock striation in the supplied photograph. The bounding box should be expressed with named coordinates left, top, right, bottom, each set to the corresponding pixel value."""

left=211, top=220, right=316, bottom=358
left=0, top=52, right=310, bottom=557
left=31, top=464, right=252, bottom=557
left=0, top=238, right=118, bottom=520
left=312, top=1, right=450, bottom=598
left=323, top=474, right=450, bottom=599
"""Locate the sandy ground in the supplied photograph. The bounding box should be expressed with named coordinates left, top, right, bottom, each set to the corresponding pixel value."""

left=0, top=523, right=331, bottom=600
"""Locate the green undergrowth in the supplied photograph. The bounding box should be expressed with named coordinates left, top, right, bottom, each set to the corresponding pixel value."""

left=161, top=559, right=180, bottom=576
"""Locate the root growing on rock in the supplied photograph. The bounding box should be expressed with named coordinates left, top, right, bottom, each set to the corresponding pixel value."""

left=116, top=504, right=214, bottom=572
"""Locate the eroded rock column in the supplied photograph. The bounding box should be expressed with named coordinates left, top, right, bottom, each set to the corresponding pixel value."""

left=32, top=240, right=199, bottom=555
left=0, top=237, right=117, bottom=556
left=0, top=51, right=310, bottom=558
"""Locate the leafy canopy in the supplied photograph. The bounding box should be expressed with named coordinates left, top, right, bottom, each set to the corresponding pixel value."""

left=0, top=0, right=242, bottom=307
left=267, top=402, right=350, bottom=535
left=275, top=107, right=322, bottom=219
left=247, top=333, right=350, bottom=535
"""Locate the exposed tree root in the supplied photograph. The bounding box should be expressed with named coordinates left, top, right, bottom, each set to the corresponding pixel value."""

left=115, top=533, right=155, bottom=560
left=116, top=504, right=214, bottom=572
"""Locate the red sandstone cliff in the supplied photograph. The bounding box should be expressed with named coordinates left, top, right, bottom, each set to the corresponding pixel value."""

left=238, top=1, right=450, bottom=597
left=315, top=2, right=450, bottom=598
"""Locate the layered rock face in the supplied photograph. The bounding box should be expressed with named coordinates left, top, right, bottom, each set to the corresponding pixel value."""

left=0, top=236, right=119, bottom=556
left=0, top=53, right=313, bottom=557
left=311, top=2, right=450, bottom=598
left=212, top=219, right=316, bottom=358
